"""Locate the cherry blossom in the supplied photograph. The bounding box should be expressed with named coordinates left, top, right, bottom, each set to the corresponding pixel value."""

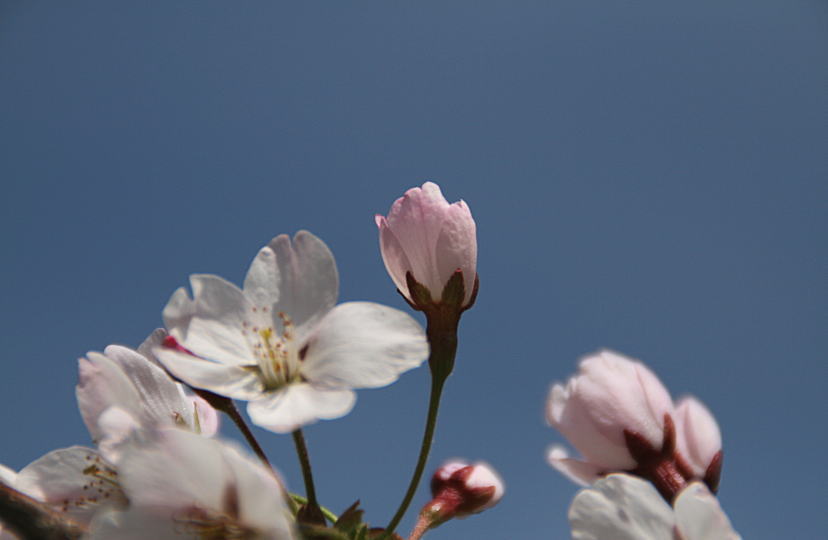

left=376, top=182, right=477, bottom=309
left=87, top=430, right=295, bottom=539
left=546, top=350, right=674, bottom=485
left=6, top=446, right=126, bottom=529
left=155, top=231, right=429, bottom=433
left=569, top=473, right=740, bottom=540
left=76, top=334, right=219, bottom=463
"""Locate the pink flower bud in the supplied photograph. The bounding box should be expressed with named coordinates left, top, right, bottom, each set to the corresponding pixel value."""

left=675, top=396, right=723, bottom=490
left=423, top=460, right=504, bottom=526
left=547, top=350, right=675, bottom=476
left=376, top=182, right=477, bottom=309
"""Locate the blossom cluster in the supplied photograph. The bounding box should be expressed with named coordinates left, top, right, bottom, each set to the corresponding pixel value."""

left=0, top=182, right=739, bottom=539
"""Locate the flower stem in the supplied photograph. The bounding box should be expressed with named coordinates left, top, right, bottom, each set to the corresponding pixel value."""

left=292, top=429, right=324, bottom=520
left=382, top=373, right=447, bottom=538
left=407, top=514, right=433, bottom=540
left=200, top=391, right=299, bottom=514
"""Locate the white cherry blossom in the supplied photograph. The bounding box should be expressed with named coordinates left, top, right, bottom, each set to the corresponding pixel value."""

left=155, top=230, right=429, bottom=433
left=76, top=334, right=218, bottom=463
left=87, top=430, right=295, bottom=539
left=569, top=474, right=740, bottom=540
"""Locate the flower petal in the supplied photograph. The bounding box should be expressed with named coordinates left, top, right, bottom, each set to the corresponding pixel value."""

left=382, top=182, right=455, bottom=297
left=434, top=199, right=477, bottom=303
left=300, top=302, right=428, bottom=389
left=569, top=474, right=675, bottom=540
left=76, top=352, right=143, bottom=444
left=546, top=445, right=604, bottom=486
left=154, top=347, right=264, bottom=400
left=376, top=215, right=414, bottom=298
left=247, top=384, right=356, bottom=433
left=15, top=447, right=125, bottom=525
left=243, top=231, right=338, bottom=340
left=675, top=483, right=741, bottom=540
left=163, top=275, right=255, bottom=366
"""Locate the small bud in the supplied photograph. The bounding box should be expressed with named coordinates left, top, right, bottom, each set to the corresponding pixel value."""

left=376, top=182, right=478, bottom=311
left=421, top=460, right=504, bottom=528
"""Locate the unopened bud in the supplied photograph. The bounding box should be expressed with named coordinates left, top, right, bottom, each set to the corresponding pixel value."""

left=422, top=460, right=504, bottom=527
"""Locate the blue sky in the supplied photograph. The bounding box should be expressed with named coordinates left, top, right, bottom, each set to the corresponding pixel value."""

left=1, top=1, right=826, bottom=538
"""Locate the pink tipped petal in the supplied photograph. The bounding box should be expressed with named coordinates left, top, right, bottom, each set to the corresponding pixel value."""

left=300, top=302, right=428, bottom=389
left=378, top=182, right=477, bottom=304
left=376, top=216, right=414, bottom=296
left=675, top=483, right=741, bottom=540
left=434, top=200, right=477, bottom=302
left=547, top=378, right=637, bottom=470
left=246, top=384, right=356, bottom=433
left=546, top=446, right=604, bottom=486
left=154, top=348, right=264, bottom=401
left=569, top=474, right=675, bottom=540
left=675, top=397, right=722, bottom=478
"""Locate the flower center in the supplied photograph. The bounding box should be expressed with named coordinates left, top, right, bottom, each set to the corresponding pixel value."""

left=245, top=311, right=301, bottom=391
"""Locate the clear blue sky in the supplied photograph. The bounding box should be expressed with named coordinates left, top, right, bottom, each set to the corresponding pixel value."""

left=1, top=2, right=825, bottom=538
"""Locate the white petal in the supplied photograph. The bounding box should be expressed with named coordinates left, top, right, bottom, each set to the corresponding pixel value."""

left=0, top=464, right=16, bottom=486
left=15, top=447, right=125, bottom=525
left=221, top=443, right=294, bottom=535
left=376, top=215, right=414, bottom=298
left=675, top=483, right=741, bottom=540
left=76, top=352, right=143, bottom=444
left=569, top=474, right=675, bottom=540
left=86, top=509, right=190, bottom=540
left=135, top=328, right=168, bottom=367
left=155, top=347, right=264, bottom=400
left=546, top=446, right=603, bottom=486
left=119, top=431, right=227, bottom=510
left=247, top=384, right=356, bottom=433
left=102, top=345, right=202, bottom=430
left=96, top=407, right=142, bottom=463
left=162, top=275, right=255, bottom=366
left=114, top=430, right=294, bottom=539
left=300, top=302, right=428, bottom=389
left=244, top=231, right=338, bottom=340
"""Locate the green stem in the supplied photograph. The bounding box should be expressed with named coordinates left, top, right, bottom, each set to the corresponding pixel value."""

left=292, top=429, right=322, bottom=513
left=382, top=374, right=447, bottom=538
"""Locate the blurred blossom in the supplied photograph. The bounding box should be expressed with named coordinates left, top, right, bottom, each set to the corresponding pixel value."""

left=7, top=447, right=126, bottom=529
left=87, top=430, right=295, bottom=539
left=376, top=182, right=478, bottom=309
left=155, top=231, right=428, bottom=433
left=76, top=334, right=218, bottom=463
left=546, top=350, right=674, bottom=484
left=547, top=350, right=726, bottom=499
left=569, top=473, right=739, bottom=540
left=675, top=396, right=723, bottom=490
